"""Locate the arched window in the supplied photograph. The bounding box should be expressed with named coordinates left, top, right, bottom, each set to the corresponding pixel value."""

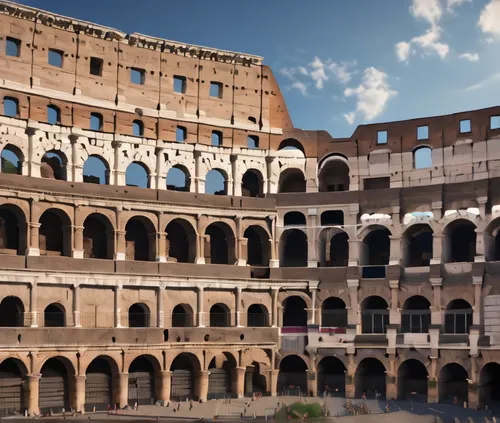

left=39, top=209, right=71, bottom=257
left=0, top=296, right=24, bottom=327
left=83, top=155, right=109, bottom=185
left=172, top=304, right=193, bottom=327
left=128, top=303, right=150, bottom=327
left=205, top=222, right=235, bottom=265
left=126, top=162, right=149, bottom=188
left=166, top=165, right=190, bottom=192
left=414, top=147, right=432, bottom=169
left=0, top=205, right=25, bottom=254
left=283, top=211, right=306, bottom=226
left=165, top=218, right=196, bottom=263
left=321, top=297, right=347, bottom=328
left=211, top=131, right=222, bottom=146
left=41, top=150, right=66, bottom=180
left=445, top=299, right=472, bottom=334
left=283, top=296, right=307, bottom=328
left=401, top=296, right=431, bottom=333
left=90, top=112, right=103, bottom=131
left=403, top=224, right=433, bottom=267
left=133, top=120, right=144, bottom=137
left=278, top=168, right=306, bottom=193
left=278, top=139, right=305, bottom=155
left=83, top=213, right=113, bottom=259
left=247, top=304, right=269, bottom=327
left=210, top=303, right=230, bottom=327
left=1, top=145, right=23, bottom=175
left=360, top=296, right=389, bottom=334
left=44, top=303, right=65, bottom=327
left=3, top=97, right=19, bottom=117
left=318, top=155, right=350, bottom=192
left=443, top=219, right=476, bottom=263
left=125, top=217, right=155, bottom=261
left=280, top=229, right=307, bottom=267
left=244, top=225, right=270, bottom=266
left=47, top=105, right=61, bottom=125
left=241, top=169, right=263, bottom=197
left=361, top=227, right=390, bottom=270
left=205, top=169, right=227, bottom=195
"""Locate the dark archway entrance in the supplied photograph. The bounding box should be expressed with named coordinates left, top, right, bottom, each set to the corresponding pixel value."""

left=0, top=206, right=24, bottom=254
left=44, top=303, right=65, bottom=327
left=247, top=304, right=269, bottom=327
left=128, top=303, right=150, bottom=328
left=401, top=296, right=431, bottom=333
left=403, top=224, right=433, bottom=267
left=244, top=226, right=269, bottom=266
left=210, top=304, right=230, bottom=327
left=242, top=170, right=263, bottom=197
left=277, top=355, right=307, bottom=396
left=444, top=220, right=476, bottom=263
left=283, top=296, right=307, bottom=328
left=0, top=296, right=24, bottom=327
left=439, top=363, right=468, bottom=404
left=125, top=217, right=154, bottom=261
left=39, top=209, right=70, bottom=257
left=280, top=230, right=307, bottom=267
left=170, top=354, right=198, bottom=401
left=317, top=357, right=345, bottom=397
left=172, top=304, right=194, bottom=327
left=39, top=358, right=71, bottom=414
left=128, top=357, right=156, bottom=405
left=355, top=358, right=386, bottom=399
left=208, top=354, right=236, bottom=400
left=278, top=168, right=306, bottom=193
left=444, top=300, right=472, bottom=334
left=205, top=223, right=234, bottom=265
left=244, top=362, right=267, bottom=395
left=83, top=214, right=112, bottom=259
left=165, top=219, right=196, bottom=263
left=85, top=357, right=114, bottom=411
left=360, top=296, right=388, bottom=334
left=397, top=359, right=428, bottom=402
left=0, top=358, right=27, bottom=416
left=321, top=297, right=347, bottom=329
left=479, top=363, right=500, bottom=409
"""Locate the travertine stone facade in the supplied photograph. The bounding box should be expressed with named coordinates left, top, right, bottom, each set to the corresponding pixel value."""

left=1, top=0, right=500, bottom=416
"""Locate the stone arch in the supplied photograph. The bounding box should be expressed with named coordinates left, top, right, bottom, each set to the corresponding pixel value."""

left=282, top=295, right=308, bottom=328
left=318, top=228, right=349, bottom=267
left=128, top=354, right=161, bottom=405
left=321, top=297, right=347, bottom=328
left=83, top=213, right=114, bottom=259
left=241, top=169, right=264, bottom=198
left=171, top=303, right=194, bottom=327
left=244, top=225, right=270, bottom=266
left=444, top=299, right=472, bottom=334
left=39, top=356, right=76, bottom=414
left=41, top=150, right=67, bottom=181
left=359, top=225, right=391, bottom=266
left=355, top=358, right=386, bottom=399
left=402, top=223, right=433, bottom=267
left=277, top=355, right=308, bottom=396
left=398, top=359, right=428, bottom=401
left=278, top=138, right=305, bottom=155
left=170, top=353, right=201, bottom=401
left=439, top=363, right=468, bottom=404
left=207, top=352, right=237, bottom=399
left=479, top=362, right=500, bottom=408
left=124, top=215, right=156, bottom=261
left=360, top=296, right=389, bottom=334
left=210, top=303, right=231, bottom=327
left=278, top=168, right=306, bottom=193
left=0, top=203, right=27, bottom=255
left=0, top=296, right=25, bottom=327
left=128, top=303, right=151, bottom=328
left=166, top=164, right=191, bottom=192
left=126, top=161, right=150, bottom=189
left=247, top=304, right=269, bottom=327
left=83, top=154, right=110, bottom=185
left=1, top=143, right=24, bottom=175
left=317, top=356, right=346, bottom=397
left=205, top=168, right=228, bottom=195
left=39, top=208, right=72, bottom=257
left=85, top=355, right=120, bottom=411
left=280, top=229, right=307, bottom=267
left=204, top=221, right=236, bottom=265
left=401, top=295, right=431, bottom=333
left=442, top=218, right=477, bottom=263
left=165, top=218, right=196, bottom=263
left=485, top=217, right=500, bottom=261
left=283, top=211, right=306, bottom=226
left=318, top=154, right=350, bottom=192
left=44, top=303, right=66, bottom=327
left=413, top=146, right=433, bottom=169
left=0, top=357, right=28, bottom=415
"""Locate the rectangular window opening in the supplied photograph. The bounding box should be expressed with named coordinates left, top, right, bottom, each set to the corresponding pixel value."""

left=212, top=131, right=222, bottom=146
left=130, top=67, right=145, bottom=85
left=90, top=112, right=103, bottom=131
left=491, top=116, right=500, bottom=130
left=460, top=119, right=471, bottom=134
left=3, top=97, right=19, bottom=118
left=174, top=76, right=186, bottom=94
left=248, top=135, right=259, bottom=149
left=417, top=125, right=429, bottom=141
left=377, top=130, right=388, bottom=145
left=210, top=82, right=223, bottom=98
left=48, top=48, right=64, bottom=68
left=6, top=37, right=21, bottom=57
left=176, top=126, right=187, bottom=142
left=364, top=177, right=390, bottom=190
left=90, top=57, right=103, bottom=76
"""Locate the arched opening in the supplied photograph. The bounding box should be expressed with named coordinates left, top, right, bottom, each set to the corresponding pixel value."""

left=479, top=362, right=500, bottom=409
left=321, top=297, right=347, bottom=328
left=398, top=359, right=428, bottom=401
left=0, top=205, right=25, bottom=255
left=47, top=105, right=60, bottom=125
left=278, top=355, right=307, bottom=396
left=283, top=296, right=307, bottom=328
left=172, top=304, right=194, bottom=327
left=241, top=169, right=263, bottom=197
left=278, top=139, right=305, bottom=155
left=283, top=211, right=306, bottom=226
left=83, top=155, right=109, bottom=185
left=355, top=358, right=386, bottom=399
left=439, top=363, right=468, bottom=404
left=205, top=169, right=227, bottom=195
left=324, top=231, right=349, bottom=267
left=210, top=303, right=230, bottom=327
left=318, top=157, right=350, bottom=192
left=165, top=219, right=196, bottom=263
left=44, top=303, right=65, bottom=327
left=413, top=146, right=432, bottom=169
left=85, top=357, right=116, bottom=412
left=0, top=296, right=24, bottom=327
left=0, top=358, right=27, bottom=416
left=247, top=304, right=269, bottom=327
left=317, top=357, right=346, bottom=397
left=208, top=353, right=236, bottom=400
left=244, top=226, right=270, bottom=266
left=170, top=353, right=200, bottom=401
left=132, top=120, right=144, bottom=137
left=278, top=168, right=306, bottom=193
left=443, top=219, right=476, bottom=263
left=83, top=213, right=113, bottom=259
left=128, top=356, right=157, bottom=405
left=1, top=144, right=23, bottom=174
left=321, top=210, right=344, bottom=226
left=128, top=303, right=150, bottom=328
left=485, top=219, right=500, bottom=262
left=166, top=165, right=190, bottom=192
left=41, top=150, right=66, bottom=181
left=280, top=230, right=307, bottom=267
left=403, top=224, right=433, bottom=267
left=39, top=358, right=72, bottom=413
left=126, top=161, right=149, bottom=189
left=245, top=362, right=267, bottom=396
left=401, top=296, right=431, bottom=333
left=361, top=227, right=390, bottom=265
left=205, top=222, right=235, bottom=265
left=125, top=216, right=155, bottom=261
left=360, top=296, right=389, bottom=334
left=39, top=209, right=71, bottom=257
left=445, top=299, right=472, bottom=334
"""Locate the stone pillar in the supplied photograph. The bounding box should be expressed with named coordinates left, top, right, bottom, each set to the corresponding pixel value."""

left=73, top=285, right=81, bottom=327
left=196, top=370, right=209, bottom=402
left=347, top=279, right=359, bottom=328
left=431, top=234, right=443, bottom=265
left=345, top=354, right=356, bottom=399
left=386, top=355, right=397, bottom=400
left=233, top=367, right=246, bottom=398
left=158, top=371, right=171, bottom=403
left=307, top=209, right=318, bottom=267
left=231, top=154, right=241, bottom=197
left=73, top=374, right=86, bottom=412
left=30, top=283, right=38, bottom=328
left=389, top=235, right=401, bottom=266
left=427, top=357, right=438, bottom=403
left=268, top=369, right=279, bottom=396
left=114, top=230, right=126, bottom=261
left=157, top=232, right=167, bottom=263
left=27, top=374, right=40, bottom=416
left=473, top=276, right=482, bottom=326
left=118, top=373, right=129, bottom=408
left=148, top=172, right=157, bottom=190
left=235, top=287, right=242, bottom=327
left=197, top=286, right=205, bottom=327
left=348, top=239, right=360, bottom=267
left=309, top=289, right=317, bottom=325
left=72, top=225, right=84, bottom=259
left=389, top=280, right=400, bottom=325
left=157, top=287, right=164, bottom=328
left=114, top=286, right=122, bottom=328
left=468, top=356, right=478, bottom=408
left=265, top=156, right=275, bottom=194
left=430, top=278, right=443, bottom=326
left=271, top=288, right=279, bottom=327
left=194, top=151, right=204, bottom=194
left=195, top=233, right=206, bottom=264
left=307, top=370, right=317, bottom=397
left=237, top=236, right=248, bottom=266
left=27, top=222, right=41, bottom=256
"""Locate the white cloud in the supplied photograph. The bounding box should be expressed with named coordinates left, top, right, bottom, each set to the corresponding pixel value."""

left=410, top=0, right=443, bottom=25
left=478, top=0, right=500, bottom=37
left=447, top=0, right=472, bottom=12
left=279, top=68, right=296, bottom=80
left=343, top=67, right=397, bottom=124
left=298, top=66, right=308, bottom=76
left=485, top=37, right=496, bottom=44
left=465, top=72, right=500, bottom=91
left=328, top=61, right=356, bottom=84
left=411, top=26, right=449, bottom=59
left=291, top=80, right=308, bottom=96
left=459, top=52, right=479, bottom=61
left=395, top=41, right=411, bottom=62
left=309, top=56, right=329, bottom=89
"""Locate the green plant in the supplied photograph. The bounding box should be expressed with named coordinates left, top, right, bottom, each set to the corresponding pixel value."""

left=275, top=402, right=323, bottom=420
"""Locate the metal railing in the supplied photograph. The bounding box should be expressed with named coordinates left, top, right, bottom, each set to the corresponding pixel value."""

left=321, top=310, right=348, bottom=328
left=247, top=312, right=270, bottom=327
left=401, top=310, right=431, bottom=333
left=361, top=310, right=389, bottom=334
left=444, top=310, right=472, bottom=334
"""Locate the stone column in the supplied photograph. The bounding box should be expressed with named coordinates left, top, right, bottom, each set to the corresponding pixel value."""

left=473, top=276, right=482, bottom=326
left=118, top=373, right=129, bottom=407
left=158, top=371, right=171, bottom=403
left=237, top=237, right=248, bottom=266
left=347, top=279, right=359, bottom=328
left=72, top=225, right=85, bottom=259
left=27, top=374, right=40, bottom=416
left=271, top=288, right=279, bottom=327
left=196, top=370, right=209, bottom=402
left=73, top=285, right=81, bottom=327
left=468, top=356, right=478, bottom=408
left=30, top=283, right=38, bottom=328
left=268, top=369, right=279, bottom=396
left=345, top=354, right=356, bottom=399
left=233, top=367, right=246, bottom=398
left=431, top=234, right=443, bottom=265
left=73, top=374, right=86, bottom=412
left=114, top=286, right=122, bottom=328
left=307, top=209, right=318, bottom=267
left=231, top=154, right=241, bottom=197
left=309, top=289, right=317, bottom=325
left=114, top=230, right=126, bottom=261
left=157, top=287, right=164, bottom=328
left=389, top=236, right=401, bottom=266
left=27, top=222, right=41, bottom=256
left=427, top=357, right=438, bottom=403
left=265, top=156, right=275, bottom=194
left=148, top=172, right=157, bottom=190
left=389, top=280, right=400, bottom=325
left=235, top=287, right=242, bottom=327
left=475, top=230, right=485, bottom=262
left=386, top=355, right=397, bottom=400
left=348, top=239, right=359, bottom=267
left=430, top=278, right=442, bottom=326
left=307, top=370, right=317, bottom=397
left=197, top=286, right=205, bottom=327
left=194, top=151, right=204, bottom=194
left=157, top=232, right=167, bottom=263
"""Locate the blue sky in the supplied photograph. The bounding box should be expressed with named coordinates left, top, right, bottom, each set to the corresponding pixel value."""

left=15, top=0, right=500, bottom=138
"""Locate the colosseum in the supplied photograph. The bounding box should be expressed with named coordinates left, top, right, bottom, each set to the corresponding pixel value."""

left=0, top=0, right=500, bottom=417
